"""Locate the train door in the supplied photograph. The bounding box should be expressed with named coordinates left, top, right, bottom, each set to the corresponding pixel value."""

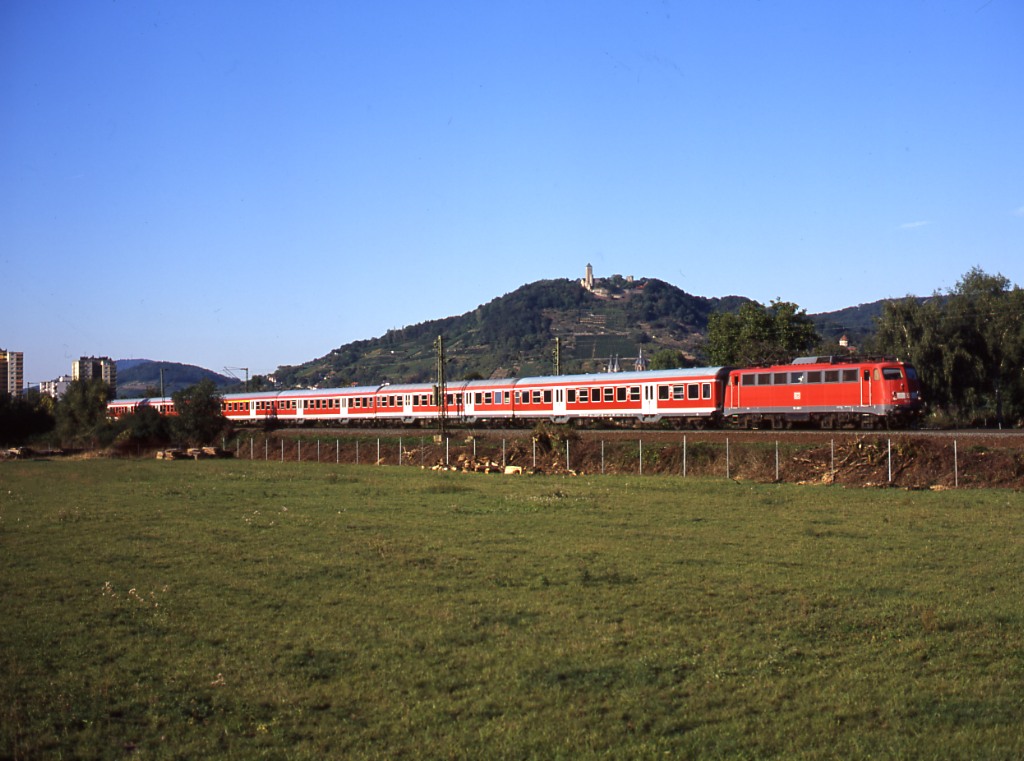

left=860, top=368, right=873, bottom=407
left=642, top=384, right=657, bottom=415
left=552, top=387, right=566, bottom=418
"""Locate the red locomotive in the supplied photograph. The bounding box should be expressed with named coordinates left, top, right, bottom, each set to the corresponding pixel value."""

left=724, top=357, right=921, bottom=429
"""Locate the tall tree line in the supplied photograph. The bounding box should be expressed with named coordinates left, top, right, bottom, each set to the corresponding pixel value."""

left=874, top=268, right=1024, bottom=426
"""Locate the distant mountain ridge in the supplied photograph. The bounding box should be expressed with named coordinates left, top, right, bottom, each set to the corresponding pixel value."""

left=271, top=277, right=890, bottom=389
left=116, top=360, right=234, bottom=398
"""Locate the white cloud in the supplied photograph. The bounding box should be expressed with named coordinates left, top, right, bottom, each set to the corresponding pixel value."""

left=899, top=221, right=931, bottom=230
left=1012, top=206, right=1024, bottom=218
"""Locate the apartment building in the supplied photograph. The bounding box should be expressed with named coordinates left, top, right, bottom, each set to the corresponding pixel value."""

left=72, top=356, right=117, bottom=396
left=1, top=349, right=25, bottom=396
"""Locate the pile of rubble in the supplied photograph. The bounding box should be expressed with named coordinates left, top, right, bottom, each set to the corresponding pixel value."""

left=156, top=447, right=233, bottom=461
left=430, top=452, right=524, bottom=475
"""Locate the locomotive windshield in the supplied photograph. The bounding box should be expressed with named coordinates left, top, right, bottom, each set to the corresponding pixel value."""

left=882, top=368, right=904, bottom=380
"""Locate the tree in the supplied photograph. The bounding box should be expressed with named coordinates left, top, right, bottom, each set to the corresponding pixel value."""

left=171, top=379, right=226, bottom=446
left=648, top=349, right=685, bottom=370
left=875, top=267, right=1024, bottom=426
left=55, top=379, right=114, bottom=447
left=705, top=300, right=820, bottom=366
left=0, top=390, right=55, bottom=446
left=115, top=404, right=171, bottom=449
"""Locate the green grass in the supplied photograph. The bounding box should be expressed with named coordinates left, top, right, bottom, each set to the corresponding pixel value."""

left=2, top=460, right=1023, bottom=759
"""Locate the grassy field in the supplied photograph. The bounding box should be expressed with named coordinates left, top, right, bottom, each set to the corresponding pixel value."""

left=1, top=460, right=1023, bottom=759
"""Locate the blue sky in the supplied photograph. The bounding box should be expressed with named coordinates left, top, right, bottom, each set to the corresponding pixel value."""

left=3, top=1, right=1022, bottom=384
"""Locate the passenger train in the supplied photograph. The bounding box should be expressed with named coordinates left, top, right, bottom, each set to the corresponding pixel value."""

left=108, top=356, right=922, bottom=430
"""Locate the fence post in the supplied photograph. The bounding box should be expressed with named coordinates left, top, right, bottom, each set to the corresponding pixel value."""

left=317, top=439, right=321, bottom=463
left=726, top=438, right=730, bottom=480
left=336, top=439, right=340, bottom=464
left=831, top=439, right=835, bottom=483
left=502, top=439, right=506, bottom=468
left=399, top=437, right=403, bottom=466
left=775, top=440, right=780, bottom=482
left=566, top=440, right=570, bottom=472
left=356, top=441, right=359, bottom=465
left=298, top=441, right=302, bottom=462
left=377, top=438, right=380, bottom=466
left=281, top=438, right=284, bottom=462
left=888, top=439, right=892, bottom=484
left=250, top=438, right=253, bottom=461
left=639, top=439, right=643, bottom=475
left=265, top=438, right=268, bottom=461
left=954, top=439, right=959, bottom=488
left=601, top=440, right=605, bottom=475
left=683, top=435, right=687, bottom=478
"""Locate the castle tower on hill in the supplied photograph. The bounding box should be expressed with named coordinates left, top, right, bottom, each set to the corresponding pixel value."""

left=581, top=263, right=594, bottom=291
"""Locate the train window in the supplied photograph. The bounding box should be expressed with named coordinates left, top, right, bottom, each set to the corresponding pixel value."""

left=567, top=389, right=576, bottom=403
left=658, top=385, right=669, bottom=400
left=807, top=372, right=822, bottom=383
left=673, top=385, right=685, bottom=400
left=532, top=390, right=542, bottom=404
left=905, top=366, right=918, bottom=380
left=389, top=395, right=397, bottom=406
left=630, top=386, right=640, bottom=402
left=742, top=374, right=756, bottom=386
left=580, top=388, right=590, bottom=402
left=484, top=392, right=492, bottom=404
left=842, top=369, right=859, bottom=382
left=774, top=373, right=788, bottom=385
left=543, top=390, right=552, bottom=404
left=790, top=372, right=805, bottom=384
left=882, top=368, right=903, bottom=380
left=616, top=387, right=627, bottom=402
left=603, top=387, right=614, bottom=403
left=873, top=369, right=880, bottom=381
left=688, top=384, right=699, bottom=400
left=757, top=373, right=771, bottom=385
left=702, top=383, right=712, bottom=399
left=825, top=370, right=840, bottom=383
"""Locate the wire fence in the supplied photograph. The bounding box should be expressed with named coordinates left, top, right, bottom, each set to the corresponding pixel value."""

left=224, top=432, right=979, bottom=489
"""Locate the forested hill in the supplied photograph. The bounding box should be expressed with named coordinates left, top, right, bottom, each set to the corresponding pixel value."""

left=273, top=277, right=754, bottom=387
left=271, top=277, right=889, bottom=388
